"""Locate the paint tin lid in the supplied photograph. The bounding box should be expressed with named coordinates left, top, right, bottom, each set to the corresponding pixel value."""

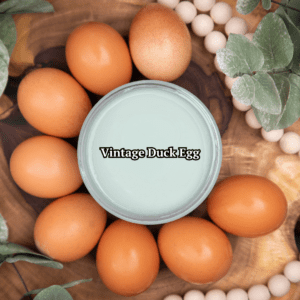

left=78, top=80, right=222, bottom=224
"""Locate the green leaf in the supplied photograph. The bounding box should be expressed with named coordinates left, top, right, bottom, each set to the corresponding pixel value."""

left=275, top=73, right=300, bottom=129
left=216, top=34, right=264, bottom=78
left=262, top=0, right=272, bottom=10
left=0, top=242, right=63, bottom=269
left=5, top=254, right=63, bottom=269
left=0, top=14, right=17, bottom=56
left=286, top=0, right=300, bottom=29
left=236, top=0, right=260, bottom=15
left=0, top=0, right=54, bottom=14
left=0, top=39, right=9, bottom=97
left=0, top=214, right=8, bottom=243
left=253, top=13, right=294, bottom=70
left=0, top=243, right=37, bottom=255
left=23, top=279, right=93, bottom=297
left=252, top=74, right=290, bottom=131
left=231, top=74, right=255, bottom=105
left=251, top=71, right=282, bottom=114
left=34, top=285, right=73, bottom=300
left=0, top=254, right=6, bottom=267
left=275, top=7, right=300, bottom=75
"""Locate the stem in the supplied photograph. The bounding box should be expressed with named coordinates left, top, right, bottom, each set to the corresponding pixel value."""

left=12, top=263, right=33, bottom=300
left=271, top=0, right=300, bottom=13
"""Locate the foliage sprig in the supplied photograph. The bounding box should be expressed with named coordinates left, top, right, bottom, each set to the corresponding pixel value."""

left=217, top=0, right=300, bottom=131
left=0, top=214, right=92, bottom=299
left=0, top=0, right=54, bottom=97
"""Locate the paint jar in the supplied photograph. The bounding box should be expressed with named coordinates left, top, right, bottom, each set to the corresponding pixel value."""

left=78, top=80, right=222, bottom=224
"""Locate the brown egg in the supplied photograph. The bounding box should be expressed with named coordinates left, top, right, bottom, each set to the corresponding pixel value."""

left=10, top=135, right=83, bottom=198
left=129, top=3, right=192, bottom=82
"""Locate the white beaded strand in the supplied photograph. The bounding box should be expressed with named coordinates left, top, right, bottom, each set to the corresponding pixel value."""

left=175, top=1, right=197, bottom=23
left=204, top=31, right=227, bottom=54
left=284, top=260, right=300, bottom=283
left=247, top=284, right=271, bottom=300
left=191, top=14, right=214, bottom=37
left=245, top=109, right=262, bottom=129
left=226, top=288, right=248, bottom=300
left=261, top=128, right=284, bottom=143
left=205, top=289, right=226, bottom=300
left=183, top=289, right=205, bottom=300
left=280, top=132, right=300, bottom=154
left=193, top=0, right=216, bottom=12
left=232, top=97, right=251, bottom=112
left=225, top=17, right=248, bottom=36
left=210, top=2, right=232, bottom=25
left=157, top=0, right=180, bottom=9
left=267, top=274, right=291, bottom=297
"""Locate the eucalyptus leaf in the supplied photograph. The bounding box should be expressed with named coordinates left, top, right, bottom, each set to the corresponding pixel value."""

left=275, top=7, right=300, bottom=75
left=0, top=254, right=7, bottom=267
left=274, top=73, right=300, bottom=129
left=252, top=74, right=290, bottom=131
left=0, top=214, right=8, bottom=243
left=253, top=13, right=294, bottom=70
left=34, top=285, right=73, bottom=300
left=251, top=71, right=282, bottom=114
left=231, top=74, right=255, bottom=105
left=6, top=254, right=63, bottom=269
left=0, top=242, right=36, bottom=255
left=0, top=14, right=17, bottom=56
left=23, top=279, right=92, bottom=297
left=285, top=0, right=300, bottom=29
left=0, top=0, right=54, bottom=14
left=262, top=0, right=272, bottom=10
left=216, top=34, right=264, bottom=78
left=0, top=39, right=9, bottom=97
left=236, top=0, right=260, bottom=15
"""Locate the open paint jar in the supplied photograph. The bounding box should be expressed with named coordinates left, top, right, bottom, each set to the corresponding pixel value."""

left=78, top=80, right=222, bottom=224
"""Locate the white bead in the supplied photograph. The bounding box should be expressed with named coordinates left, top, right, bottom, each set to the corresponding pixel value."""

left=225, top=75, right=238, bottom=89
left=214, top=55, right=223, bottom=72
left=261, top=128, right=284, bottom=142
left=245, top=32, right=254, bottom=41
left=248, top=285, right=271, bottom=300
left=191, top=14, right=214, bottom=37
left=183, top=289, right=205, bottom=300
left=205, top=289, right=226, bottom=300
left=226, top=288, right=248, bottom=300
left=245, top=109, right=262, bottom=129
left=284, top=260, right=300, bottom=283
left=225, top=17, right=248, bottom=36
left=267, top=274, right=291, bottom=297
left=204, top=31, right=227, bottom=54
left=280, top=132, right=300, bottom=154
left=164, top=295, right=183, bottom=300
left=157, top=0, right=180, bottom=9
left=193, top=0, right=216, bottom=12
left=210, top=2, right=232, bottom=25
left=175, top=1, right=197, bottom=24
left=232, top=97, right=251, bottom=112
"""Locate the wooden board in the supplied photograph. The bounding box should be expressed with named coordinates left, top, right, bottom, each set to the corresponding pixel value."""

left=1, top=0, right=300, bottom=299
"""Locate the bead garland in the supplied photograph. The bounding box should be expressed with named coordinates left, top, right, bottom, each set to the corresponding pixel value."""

left=156, top=1, right=300, bottom=299
left=157, top=0, right=300, bottom=156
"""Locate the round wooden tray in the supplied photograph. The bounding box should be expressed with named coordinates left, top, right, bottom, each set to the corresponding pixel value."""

left=1, top=0, right=300, bottom=299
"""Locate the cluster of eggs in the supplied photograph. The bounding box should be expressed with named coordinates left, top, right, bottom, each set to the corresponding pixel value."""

left=158, top=0, right=300, bottom=156
left=163, top=256, right=300, bottom=300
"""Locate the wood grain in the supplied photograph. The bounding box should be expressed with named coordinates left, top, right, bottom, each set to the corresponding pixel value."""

left=1, top=0, right=300, bottom=299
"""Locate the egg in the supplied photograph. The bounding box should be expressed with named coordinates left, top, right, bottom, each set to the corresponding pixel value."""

left=17, top=68, right=92, bottom=138
left=10, top=135, right=83, bottom=198
left=129, top=3, right=192, bottom=82
left=34, top=193, right=107, bottom=262
left=96, top=219, right=160, bottom=296
left=66, top=22, right=132, bottom=95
